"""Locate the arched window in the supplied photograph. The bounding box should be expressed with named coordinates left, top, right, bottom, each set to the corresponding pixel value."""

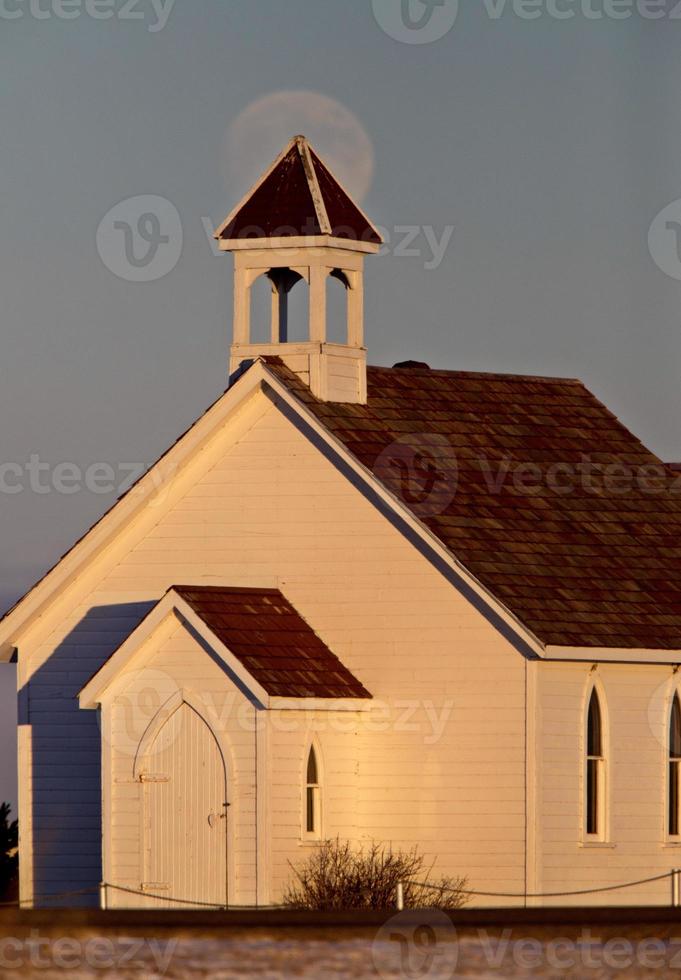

left=586, top=688, right=604, bottom=836
left=326, top=269, right=350, bottom=344
left=305, top=746, right=320, bottom=837
left=249, top=267, right=309, bottom=345
left=670, top=695, right=681, bottom=836
left=249, top=273, right=275, bottom=344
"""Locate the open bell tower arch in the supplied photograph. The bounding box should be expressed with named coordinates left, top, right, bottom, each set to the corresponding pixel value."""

left=215, top=135, right=382, bottom=404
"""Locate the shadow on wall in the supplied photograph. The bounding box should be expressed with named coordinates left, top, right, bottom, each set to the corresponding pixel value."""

left=0, top=664, right=18, bottom=819
left=18, top=602, right=155, bottom=908
left=0, top=590, right=25, bottom=852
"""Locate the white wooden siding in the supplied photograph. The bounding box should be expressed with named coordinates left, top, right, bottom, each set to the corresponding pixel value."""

left=19, top=390, right=528, bottom=906
left=536, top=662, right=681, bottom=906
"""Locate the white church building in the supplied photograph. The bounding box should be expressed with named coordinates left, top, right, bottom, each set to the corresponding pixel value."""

left=3, top=136, right=681, bottom=909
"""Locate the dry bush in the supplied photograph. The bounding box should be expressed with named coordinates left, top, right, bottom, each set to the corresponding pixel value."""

left=283, top=837, right=468, bottom=910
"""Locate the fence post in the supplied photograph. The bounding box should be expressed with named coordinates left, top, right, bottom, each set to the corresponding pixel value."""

left=396, top=882, right=404, bottom=911
left=99, top=882, right=107, bottom=911
left=672, top=870, right=680, bottom=908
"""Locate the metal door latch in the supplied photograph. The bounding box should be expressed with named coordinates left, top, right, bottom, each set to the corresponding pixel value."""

left=208, top=803, right=230, bottom=827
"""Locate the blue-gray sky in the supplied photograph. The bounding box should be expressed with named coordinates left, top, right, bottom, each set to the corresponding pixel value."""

left=1, top=1, right=681, bottom=811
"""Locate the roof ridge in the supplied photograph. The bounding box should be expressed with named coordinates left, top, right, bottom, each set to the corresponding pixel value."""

left=295, top=136, right=331, bottom=235
left=367, top=364, right=585, bottom=385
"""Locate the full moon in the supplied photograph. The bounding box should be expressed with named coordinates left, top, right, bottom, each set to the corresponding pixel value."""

left=222, top=91, right=375, bottom=204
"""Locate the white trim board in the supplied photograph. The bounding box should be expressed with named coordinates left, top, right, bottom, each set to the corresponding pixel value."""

left=217, top=236, right=380, bottom=254
left=543, top=646, right=681, bottom=665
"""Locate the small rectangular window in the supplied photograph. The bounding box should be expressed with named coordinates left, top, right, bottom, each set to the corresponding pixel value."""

left=670, top=696, right=681, bottom=837
left=670, top=762, right=679, bottom=837
left=306, top=787, right=316, bottom=834
left=305, top=747, right=320, bottom=838
left=586, top=758, right=599, bottom=835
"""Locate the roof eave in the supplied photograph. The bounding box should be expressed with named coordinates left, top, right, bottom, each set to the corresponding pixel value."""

left=543, top=644, right=681, bottom=665
left=216, top=235, right=381, bottom=254
left=270, top=696, right=372, bottom=711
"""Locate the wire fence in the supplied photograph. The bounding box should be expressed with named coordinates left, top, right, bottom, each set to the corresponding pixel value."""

left=413, top=870, right=677, bottom=901
left=104, top=882, right=287, bottom=910
left=2, top=869, right=681, bottom=912
left=0, top=885, right=100, bottom=909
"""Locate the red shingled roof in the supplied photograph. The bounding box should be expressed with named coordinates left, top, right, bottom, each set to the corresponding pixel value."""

left=174, top=585, right=371, bottom=699
left=216, top=136, right=381, bottom=244
left=262, top=358, right=681, bottom=650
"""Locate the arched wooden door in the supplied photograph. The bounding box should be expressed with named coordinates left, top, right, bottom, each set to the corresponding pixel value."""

left=142, top=702, right=228, bottom=907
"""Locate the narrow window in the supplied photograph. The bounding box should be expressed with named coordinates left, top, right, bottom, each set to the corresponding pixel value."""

left=326, top=269, right=350, bottom=344
left=305, top=747, right=320, bottom=836
left=586, top=689, right=603, bottom=836
left=670, top=695, right=681, bottom=836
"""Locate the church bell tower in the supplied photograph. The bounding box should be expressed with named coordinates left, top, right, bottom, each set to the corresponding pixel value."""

left=215, top=136, right=382, bottom=404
